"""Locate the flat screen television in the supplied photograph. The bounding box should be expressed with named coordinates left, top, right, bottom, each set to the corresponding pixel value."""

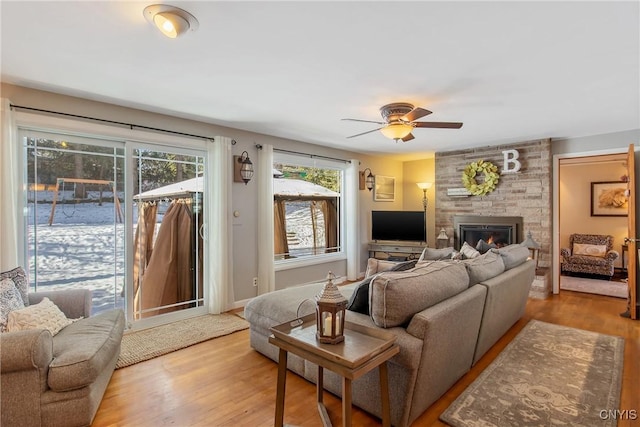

left=371, top=211, right=425, bottom=242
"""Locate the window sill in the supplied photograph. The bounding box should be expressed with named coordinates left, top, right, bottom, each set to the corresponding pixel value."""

left=274, top=252, right=347, bottom=272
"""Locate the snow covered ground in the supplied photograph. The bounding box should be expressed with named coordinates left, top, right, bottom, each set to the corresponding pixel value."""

left=28, top=192, right=127, bottom=314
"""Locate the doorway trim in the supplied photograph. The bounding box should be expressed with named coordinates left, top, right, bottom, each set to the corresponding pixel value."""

left=553, top=147, right=630, bottom=294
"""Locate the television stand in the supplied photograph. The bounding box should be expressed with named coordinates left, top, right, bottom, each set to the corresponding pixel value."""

left=368, top=241, right=427, bottom=260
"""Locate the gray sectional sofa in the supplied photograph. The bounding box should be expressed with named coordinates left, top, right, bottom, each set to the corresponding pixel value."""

left=245, top=244, right=535, bottom=427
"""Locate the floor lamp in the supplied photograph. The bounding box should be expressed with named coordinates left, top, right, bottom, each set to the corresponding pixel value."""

left=416, top=182, right=432, bottom=245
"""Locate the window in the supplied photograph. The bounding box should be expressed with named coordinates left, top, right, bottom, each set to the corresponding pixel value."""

left=273, top=153, right=345, bottom=264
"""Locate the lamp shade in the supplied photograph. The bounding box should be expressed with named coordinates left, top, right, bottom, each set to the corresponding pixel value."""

left=416, top=182, right=432, bottom=190
left=380, top=123, right=413, bottom=140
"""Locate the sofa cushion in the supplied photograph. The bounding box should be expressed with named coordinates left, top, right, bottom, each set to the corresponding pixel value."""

left=460, top=241, right=481, bottom=259
left=1, top=267, right=29, bottom=308
left=48, top=309, right=125, bottom=392
left=6, top=297, right=73, bottom=336
left=369, top=261, right=469, bottom=328
left=365, top=258, right=402, bottom=278
left=463, top=250, right=506, bottom=286
left=418, top=247, right=454, bottom=261
left=493, top=244, right=531, bottom=270
left=0, top=278, right=25, bottom=332
left=573, top=243, right=607, bottom=258
left=347, top=260, right=417, bottom=314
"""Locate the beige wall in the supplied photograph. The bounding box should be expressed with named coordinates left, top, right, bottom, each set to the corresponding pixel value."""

left=559, top=159, right=628, bottom=267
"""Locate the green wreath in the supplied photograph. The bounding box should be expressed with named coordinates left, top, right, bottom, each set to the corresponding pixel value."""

left=462, top=160, right=500, bottom=196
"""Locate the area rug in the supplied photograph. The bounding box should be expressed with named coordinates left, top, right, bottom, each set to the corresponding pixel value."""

left=561, top=275, right=628, bottom=299
left=440, top=320, right=624, bottom=427
left=116, top=313, right=249, bottom=369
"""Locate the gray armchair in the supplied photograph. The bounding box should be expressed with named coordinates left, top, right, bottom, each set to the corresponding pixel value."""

left=561, top=233, right=619, bottom=279
left=1, top=288, right=125, bottom=427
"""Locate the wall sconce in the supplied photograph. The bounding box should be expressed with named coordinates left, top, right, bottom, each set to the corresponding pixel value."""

left=521, top=230, right=541, bottom=268
left=315, top=272, right=347, bottom=344
left=143, top=4, right=199, bottom=39
left=359, top=168, right=375, bottom=191
left=233, top=151, right=254, bottom=185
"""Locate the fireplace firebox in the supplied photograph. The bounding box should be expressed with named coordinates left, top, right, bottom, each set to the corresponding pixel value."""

left=453, top=215, right=523, bottom=250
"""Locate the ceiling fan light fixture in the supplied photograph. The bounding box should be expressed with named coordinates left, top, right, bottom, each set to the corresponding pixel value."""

left=144, top=4, right=199, bottom=39
left=380, top=122, right=413, bottom=141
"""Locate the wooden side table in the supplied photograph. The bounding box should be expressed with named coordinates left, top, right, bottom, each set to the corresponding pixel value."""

left=269, top=314, right=399, bottom=427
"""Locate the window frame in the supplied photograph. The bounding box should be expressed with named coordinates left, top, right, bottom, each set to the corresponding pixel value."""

left=272, top=152, right=347, bottom=271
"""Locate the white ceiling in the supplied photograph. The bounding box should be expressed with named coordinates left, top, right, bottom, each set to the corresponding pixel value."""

left=2, top=1, right=639, bottom=160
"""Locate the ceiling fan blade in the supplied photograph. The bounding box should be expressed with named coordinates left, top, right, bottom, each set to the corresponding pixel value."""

left=413, top=121, right=463, bottom=129
left=346, top=127, right=384, bottom=138
left=401, top=133, right=415, bottom=142
left=402, top=107, right=432, bottom=122
left=341, top=118, right=386, bottom=125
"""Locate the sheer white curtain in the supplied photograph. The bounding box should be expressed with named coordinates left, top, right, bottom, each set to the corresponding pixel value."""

left=206, top=136, right=234, bottom=313
left=345, top=159, right=360, bottom=280
left=0, top=99, right=20, bottom=271
left=257, top=144, right=275, bottom=294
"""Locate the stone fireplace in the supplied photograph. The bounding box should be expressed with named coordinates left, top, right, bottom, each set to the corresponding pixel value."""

left=453, top=215, right=523, bottom=250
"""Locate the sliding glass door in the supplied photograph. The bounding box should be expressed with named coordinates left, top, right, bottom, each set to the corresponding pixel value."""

left=22, top=131, right=207, bottom=327
left=131, top=146, right=205, bottom=323
left=24, top=134, right=125, bottom=314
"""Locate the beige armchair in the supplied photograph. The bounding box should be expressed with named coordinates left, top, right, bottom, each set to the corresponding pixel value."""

left=1, top=288, right=125, bottom=427
left=561, top=233, right=619, bottom=279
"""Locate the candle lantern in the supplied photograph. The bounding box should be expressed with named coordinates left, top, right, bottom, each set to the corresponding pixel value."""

left=436, top=228, right=449, bottom=249
left=521, top=230, right=541, bottom=268
left=315, top=272, right=347, bottom=344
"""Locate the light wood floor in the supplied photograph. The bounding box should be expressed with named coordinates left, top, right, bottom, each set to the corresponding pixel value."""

left=92, top=291, right=640, bottom=427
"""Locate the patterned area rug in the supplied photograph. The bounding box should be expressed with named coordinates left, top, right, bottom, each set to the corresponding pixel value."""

left=440, top=320, right=624, bottom=427
left=116, top=313, right=249, bottom=369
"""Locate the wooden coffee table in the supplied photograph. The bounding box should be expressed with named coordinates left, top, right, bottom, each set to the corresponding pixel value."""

left=269, top=314, right=399, bottom=427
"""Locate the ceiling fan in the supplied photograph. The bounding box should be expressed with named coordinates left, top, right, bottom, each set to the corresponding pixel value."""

left=342, top=102, right=463, bottom=142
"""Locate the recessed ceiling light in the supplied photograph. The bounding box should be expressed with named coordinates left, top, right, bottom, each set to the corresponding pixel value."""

left=143, top=4, right=199, bottom=39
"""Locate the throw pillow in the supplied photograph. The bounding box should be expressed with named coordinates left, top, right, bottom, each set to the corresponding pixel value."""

left=573, top=243, right=607, bottom=258
left=364, top=258, right=403, bottom=278
left=0, top=278, right=26, bottom=332
left=347, top=260, right=417, bottom=315
left=493, top=244, right=531, bottom=270
left=463, top=250, right=506, bottom=286
left=7, top=297, right=73, bottom=336
left=418, top=247, right=454, bottom=261
left=460, top=241, right=481, bottom=259
left=369, top=261, right=469, bottom=328
left=0, top=267, right=29, bottom=307
left=475, top=239, right=497, bottom=254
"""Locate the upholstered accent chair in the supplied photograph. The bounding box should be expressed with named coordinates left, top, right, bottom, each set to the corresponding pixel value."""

left=561, top=233, right=619, bottom=279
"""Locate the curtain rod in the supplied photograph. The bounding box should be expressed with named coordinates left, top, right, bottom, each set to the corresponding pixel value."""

left=255, top=144, right=351, bottom=164
left=9, top=104, right=231, bottom=144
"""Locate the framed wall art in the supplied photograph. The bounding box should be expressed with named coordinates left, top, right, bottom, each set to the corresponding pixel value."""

left=591, top=181, right=628, bottom=217
left=374, top=175, right=395, bottom=202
